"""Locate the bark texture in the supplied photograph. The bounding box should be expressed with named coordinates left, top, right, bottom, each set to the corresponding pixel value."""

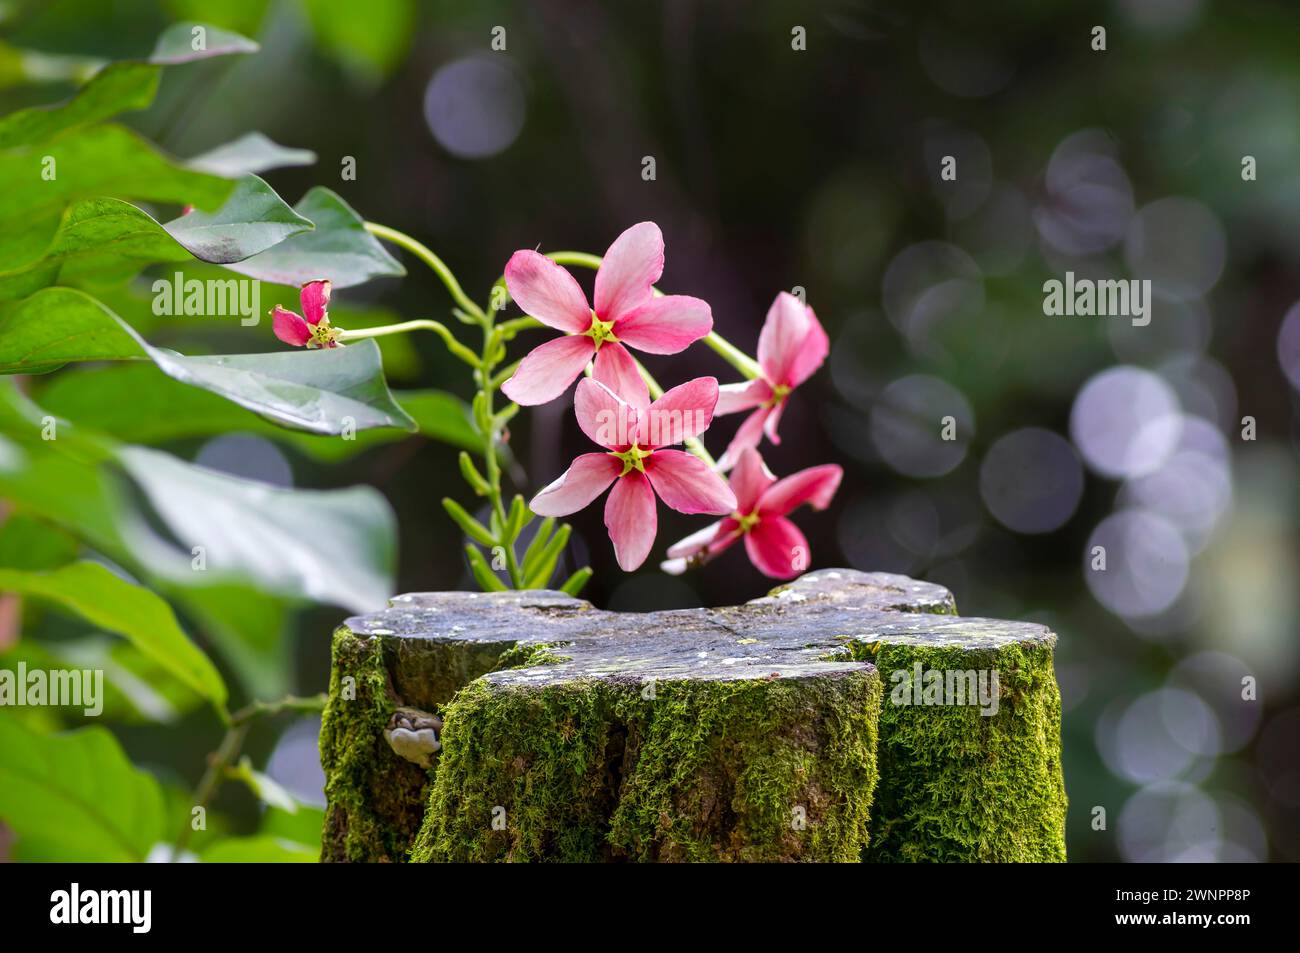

left=319, top=570, right=1065, bottom=862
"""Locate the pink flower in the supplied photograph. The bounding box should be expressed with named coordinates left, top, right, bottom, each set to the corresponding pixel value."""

left=714, top=291, right=829, bottom=469
left=500, top=222, right=713, bottom=406
left=529, top=363, right=736, bottom=572
left=661, top=448, right=841, bottom=580
left=272, top=280, right=339, bottom=348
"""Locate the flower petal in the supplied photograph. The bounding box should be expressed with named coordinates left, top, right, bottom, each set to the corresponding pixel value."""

left=529, top=453, right=621, bottom=517
left=272, top=306, right=312, bottom=346
left=717, top=406, right=771, bottom=471
left=664, top=519, right=726, bottom=559
left=715, top=379, right=771, bottom=415
left=762, top=397, right=785, bottom=444
left=593, top=342, right=650, bottom=411
left=758, top=464, right=843, bottom=518
left=757, top=291, right=811, bottom=385
left=661, top=517, right=742, bottom=573
left=612, top=295, right=712, bottom=354
left=731, top=448, right=776, bottom=514
left=594, top=221, right=662, bottom=322
left=744, top=515, right=809, bottom=580
left=786, top=305, right=829, bottom=388
left=504, top=250, right=592, bottom=332
left=500, top=334, right=594, bottom=406
left=300, top=279, right=331, bottom=325
left=575, top=377, right=637, bottom=450
left=604, top=470, right=657, bottom=571
left=644, top=450, right=737, bottom=515
left=643, top=376, right=718, bottom=448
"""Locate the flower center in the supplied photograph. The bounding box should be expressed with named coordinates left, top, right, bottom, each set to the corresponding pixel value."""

left=310, top=320, right=340, bottom=348
left=765, top=383, right=791, bottom=408
left=736, top=510, right=761, bottom=533
left=586, top=313, right=619, bottom=350
left=610, top=443, right=653, bottom=476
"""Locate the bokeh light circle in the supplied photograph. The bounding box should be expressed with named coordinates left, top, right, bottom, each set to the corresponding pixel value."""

left=1085, top=509, right=1189, bottom=618
left=979, top=428, right=1084, bottom=534
left=870, top=374, right=975, bottom=478
left=424, top=57, right=525, bottom=159
left=1070, top=366, right=1182, bottom=479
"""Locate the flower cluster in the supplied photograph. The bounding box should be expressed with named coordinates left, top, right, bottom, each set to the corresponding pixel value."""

left=271, top=221, right=841, bottom=581
left=502, top=222, right=841, bottom=578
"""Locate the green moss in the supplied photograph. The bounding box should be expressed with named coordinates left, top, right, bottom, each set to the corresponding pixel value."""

left=851, top=641, right=1067, bottom=862
left=492, top=641, right=571, bottom=670
left=318, top=627, right=433, bottom=862
left=410, top=671, right=881, bottom=863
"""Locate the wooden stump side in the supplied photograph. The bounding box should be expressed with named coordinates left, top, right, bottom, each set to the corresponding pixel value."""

left=319, top=570, right=1066, bottom=862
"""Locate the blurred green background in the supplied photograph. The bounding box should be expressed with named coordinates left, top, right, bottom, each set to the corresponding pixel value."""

left=2, top=0, right=1299, bottom=862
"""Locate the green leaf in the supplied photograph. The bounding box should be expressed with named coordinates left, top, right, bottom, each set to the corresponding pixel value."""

left=118, top=445, right=397, bottom=613
left=225, top=186, right=405, bottom=289
left=0, top=512, right=80, bottom=570
left=232, top=758, right=300, bottom=813
left=0, top=177, right=313, bottom=301
left=303, top=0, right=416, bottom=79
left=149, top=23, right=260, bottom=64
left=36, top=364, right=476, bottom=460
left=0, top=718, right=166, bottom=862
left=0, top=23, right=257, bottom=150
left=261, top=803, right=324, bottom=849
left=0, top=63, right=159, bottom=150
left=200, top=834, right=317, bottom=862
left=0, top=561, right=227, bottom=707
left=161, top=175, right=314, bottom=264
left=442, top=497, right=497, bottom=546
left=521, top=517, right=555, bottom=578
left=0, top=381, right=398, bottom=615
left=465, top=544, right=507, bottom=592
left=186, top=132, right=317, bottom=177
left=169, top=583, right=290, bottom=700
left=0, top=124, right=236, bottom=266
left=458, top=450, right=490, bottom=495
left=559, top=566, right=593, bottom=596
left=0, top=288, right=416, bottom=435
left=0, top=636, right=204, bottom=724
left=523, top=523, right=572, bottom=589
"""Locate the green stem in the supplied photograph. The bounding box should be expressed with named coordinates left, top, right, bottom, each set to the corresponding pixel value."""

left=476, top=326, right=524, bottom=588
left=170, top=693, right=327, bottom=860
left=337, top=319, right=480, bottom=367
left=703, top=331, right=763, bottom=380
left=365, top=222, right=486, bottom=323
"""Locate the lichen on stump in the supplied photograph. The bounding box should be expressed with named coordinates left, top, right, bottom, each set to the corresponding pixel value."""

left=319, top=570, right=1066, bottom=862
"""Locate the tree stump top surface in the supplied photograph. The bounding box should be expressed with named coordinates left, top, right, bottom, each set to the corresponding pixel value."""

left=342, top=570, right=1056, bottom=687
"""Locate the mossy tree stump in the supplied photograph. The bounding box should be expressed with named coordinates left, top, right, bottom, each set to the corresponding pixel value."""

left=319, top=570, right=1066, bottom=862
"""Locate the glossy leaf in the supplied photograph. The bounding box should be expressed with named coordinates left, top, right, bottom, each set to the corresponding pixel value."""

left=186, top=132, right=317, bottom=177
left=149, top=22, right=260, bottom=64
left=225, top=187, right=404, bottom=288
left=36, top=364, right=478, bottom=459
left=0, top=561, right=227, bottom=706
left=118, top=445, right=397, bottom=613
left=0, top=177, right=313, bottom=301
left=0, top=124, right=236, bottom=266
left=0, top=288, right=416, bottom=435
left=0, top=385, right=400, bottom=617
left=162, top=174, right=314, bottom=264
